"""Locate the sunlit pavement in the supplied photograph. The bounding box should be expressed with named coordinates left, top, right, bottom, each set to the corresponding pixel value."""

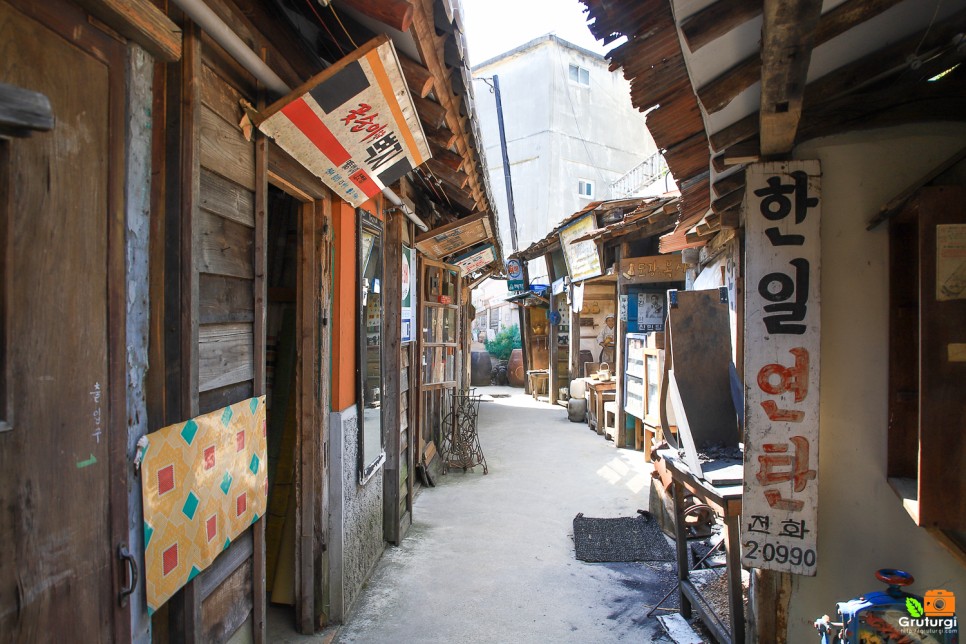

left=270, top=386, right=674, bottom=643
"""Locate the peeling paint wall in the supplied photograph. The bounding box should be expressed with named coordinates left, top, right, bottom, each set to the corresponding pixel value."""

left=124, top=44, right=153, bottom=644
left=328, top=404, right=385, bottom=622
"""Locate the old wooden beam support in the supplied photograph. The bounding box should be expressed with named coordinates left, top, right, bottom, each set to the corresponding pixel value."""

left=340, top=0, right=414, bottom=32
left=73, top=0, right=182, bottom=61
left=0, top=82, right=53, bottom=137
left=426, top=158, right=469, bottom=190
left=712, top=168, right=746, bottom=198
left=413, top=94, right=448, bottom=131
left=425, top=123, right=457, bottom=150
left=399, top=54, right=434, bottom=98
left=681, top=0, right=760, bottom=52
left=428, top=139, right=465, bottom=171
left=759, top=0, right=824, bottom=156
left=698, top=0, right=905, bottom=115
left=710, top=7, right=966, bottom=156
left=712, top=185, right=745, bottom=214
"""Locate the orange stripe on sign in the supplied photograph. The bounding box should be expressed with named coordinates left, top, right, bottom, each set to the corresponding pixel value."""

left=365, top=48, right=424, bottom=166
left=281, top=97, right=351, bottom=166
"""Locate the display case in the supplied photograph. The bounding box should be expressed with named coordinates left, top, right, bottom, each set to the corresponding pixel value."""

left=625, top=332, right=667, bottom=428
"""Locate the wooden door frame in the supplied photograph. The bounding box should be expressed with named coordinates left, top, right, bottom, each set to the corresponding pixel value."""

left=267, top=144, right=331, bottom=633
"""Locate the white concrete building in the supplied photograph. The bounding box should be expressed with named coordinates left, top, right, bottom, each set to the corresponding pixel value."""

left=472, top=35, right=661, bottom=277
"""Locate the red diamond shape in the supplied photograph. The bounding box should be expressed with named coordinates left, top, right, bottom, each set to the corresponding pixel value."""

left=162, top=544, right=178, bottom=576
left=203, top=446, right=216, bottom=470
left=206, top=515, right=217, bottom=542
left=235, top=431, right=245, bottom=452
left=236, top=492, right=247, bottom=517
left=157, top=465, right=175, bottom=496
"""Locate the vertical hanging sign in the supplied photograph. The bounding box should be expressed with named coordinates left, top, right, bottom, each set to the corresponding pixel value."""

left=742, top=160, right=821, bottom=576
left=402, top=245, right=415, bottom=342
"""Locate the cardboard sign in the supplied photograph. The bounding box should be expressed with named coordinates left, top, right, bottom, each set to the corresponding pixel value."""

left=255, top=36, right=429, bottom=207
left=742, top=161, right=822, bottom=576
left=453, top=244, right=496, bottom=275
left=559, top=213, right=602, bottom=282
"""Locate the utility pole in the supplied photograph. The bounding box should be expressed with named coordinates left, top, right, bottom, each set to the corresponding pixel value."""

left=492, top=75, right=519, bottom=253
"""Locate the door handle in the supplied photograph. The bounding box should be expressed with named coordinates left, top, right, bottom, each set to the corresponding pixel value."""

left=118, top=544, right=138, bottom=608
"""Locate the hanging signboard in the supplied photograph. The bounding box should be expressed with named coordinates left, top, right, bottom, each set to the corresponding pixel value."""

left=742, top=160, right=822, bottom=576
left=414, top=211, right=494, bottom=259
left=619, top=254, right=687, bottom=284
left=453, top=244, right=496, bottom=275
left=402, top=244, right=416, bottom=343
left=559, top=213, right=602, bottom=282
left=506, top=258, right=524, bottom=292
left=253, top=36, right=430, bottom=208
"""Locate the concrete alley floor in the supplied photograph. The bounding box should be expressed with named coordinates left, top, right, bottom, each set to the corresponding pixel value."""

left=271, top=386, right=680, bottom=643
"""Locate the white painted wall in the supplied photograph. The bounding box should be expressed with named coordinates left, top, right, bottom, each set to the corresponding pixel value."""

left=472, top=36, right=656, bottom=261
left=781, top=122, right=966, bottom=640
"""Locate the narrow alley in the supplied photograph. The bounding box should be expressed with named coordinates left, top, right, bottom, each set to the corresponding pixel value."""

left=271, top=387, right=675, bottom=643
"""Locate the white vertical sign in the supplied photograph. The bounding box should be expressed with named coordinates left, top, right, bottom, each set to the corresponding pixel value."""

left=742, top=161, right=821, bottom=576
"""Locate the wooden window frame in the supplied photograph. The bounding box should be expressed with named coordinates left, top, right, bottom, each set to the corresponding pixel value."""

left=887, top=186, right=966, bottom=534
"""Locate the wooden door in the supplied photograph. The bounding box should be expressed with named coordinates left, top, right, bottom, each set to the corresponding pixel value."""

left=0, top=1, right=128, bottom=640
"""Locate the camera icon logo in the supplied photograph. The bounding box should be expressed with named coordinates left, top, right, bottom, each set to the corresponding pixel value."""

left=924, top=589, right=956, bottom=617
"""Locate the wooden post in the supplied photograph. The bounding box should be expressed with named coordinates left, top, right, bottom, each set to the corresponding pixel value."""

left=383, top=210, right=403, bottom=544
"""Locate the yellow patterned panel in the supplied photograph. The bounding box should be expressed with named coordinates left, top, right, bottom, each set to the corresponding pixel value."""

left=141, top=396, right=267, bottom=613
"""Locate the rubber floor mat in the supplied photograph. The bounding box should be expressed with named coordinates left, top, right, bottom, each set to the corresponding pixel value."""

left=573, top=513, right=675, bottom=563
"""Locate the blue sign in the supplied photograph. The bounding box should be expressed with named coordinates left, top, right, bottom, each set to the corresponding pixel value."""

left=506, top=259, right=524, bottom=292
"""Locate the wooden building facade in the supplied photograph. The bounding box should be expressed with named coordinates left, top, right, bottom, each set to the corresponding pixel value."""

left=0, top=0, right=499, bottom=641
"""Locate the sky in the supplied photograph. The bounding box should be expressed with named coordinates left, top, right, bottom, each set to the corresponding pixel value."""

left=459, top=0, right=610, bottom=67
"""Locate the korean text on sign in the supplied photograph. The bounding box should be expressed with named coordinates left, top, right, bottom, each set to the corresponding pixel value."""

left=742, top=161, right=822, bottom=576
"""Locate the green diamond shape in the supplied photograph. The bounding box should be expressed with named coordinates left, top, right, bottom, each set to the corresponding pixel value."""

left=187, top=565, right=201, bottom=582
left=223, top=537, right=231, bottom=551
left=250, top=512, right=260, bottom=525
left=221, top=406, right=233, bottom=426
left=147, top=607, right=155, bottom=618
left=249, top=454, right=260, bottom=475
left=182, top=491, right=199, bottom=520
left=180, top=419, right=199, bottom=445
left=249, top=397, right=259, bottom=415
left=144, top=521, right=154, bottom=548
left=220, top=471, right=232, bottom=495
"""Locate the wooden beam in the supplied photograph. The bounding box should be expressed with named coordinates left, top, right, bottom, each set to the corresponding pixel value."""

left=425, top=123, right=457, bottom=150
left=411, top=0, right=488, bottom=212
left=413, top=94, right=448, bottom=131
left=698, top=0, right=905, bottom=115
left=340, top=0, right=414, bottom=32
left=428, top=139, right=465, bottom=171
left=73, top=0, right=182, bottom=62
left=426, top=158, right=468, bottom=189
left=681, top=0, right=760, bottom=52
left=712, top=185, right=745, bottom=214
left=712, top=168, right=746, bottom=198
left=399, top=54, right=434, bottom=98
left=708, top=9, right=966, bottom=156
left=759, top=0, right=824, bottom=156
left=0, top=82, right=53, bottom=137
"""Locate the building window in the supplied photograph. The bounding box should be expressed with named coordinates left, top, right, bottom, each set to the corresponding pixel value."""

left=568, top=63, right=589, bottom=87
left=578, top=179, right=594, bottom=198
left=489, top=307, right=500, bottom=331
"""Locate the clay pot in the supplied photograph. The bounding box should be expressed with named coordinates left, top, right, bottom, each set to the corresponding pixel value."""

left=470, top=351, right=491, bottom=386
left=507, top=348, right=525, bottom=387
